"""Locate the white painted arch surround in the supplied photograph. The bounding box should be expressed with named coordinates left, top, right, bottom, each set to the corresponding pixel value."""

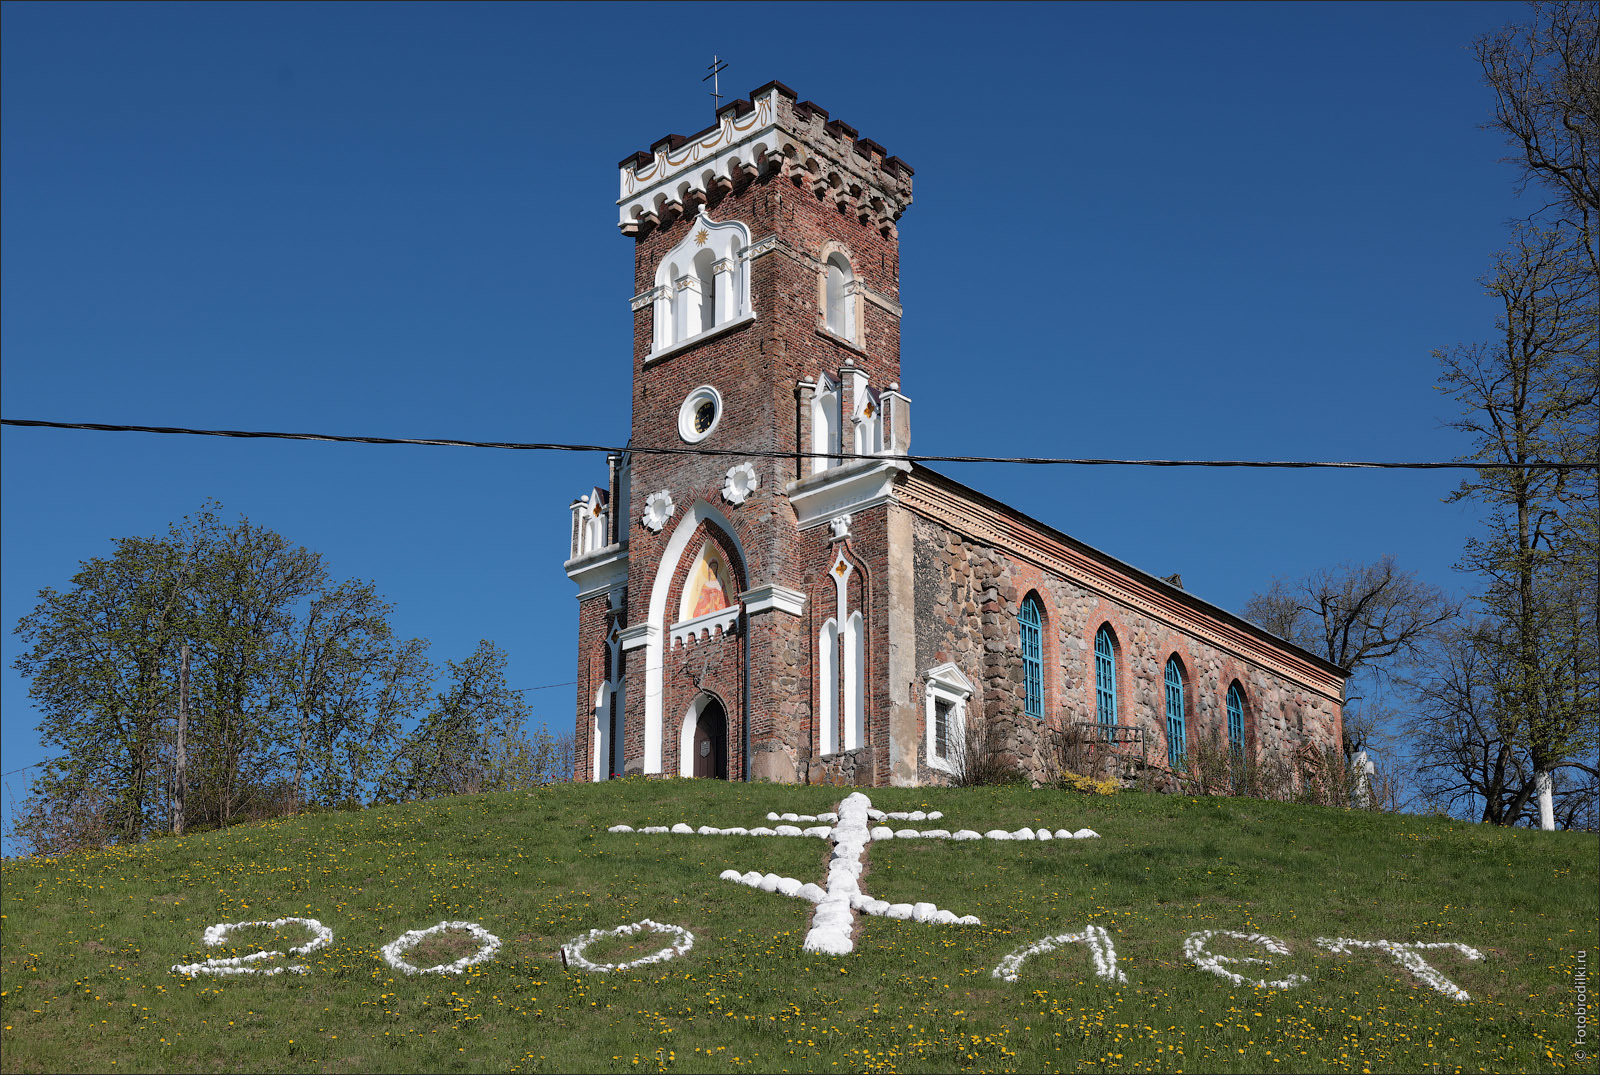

left=677, top=691, right=725, bottom=778
left=644, top=500, right=749, bottom=775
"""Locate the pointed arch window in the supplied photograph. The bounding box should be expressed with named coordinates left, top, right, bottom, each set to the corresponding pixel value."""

left=1019, top=595, right=1044, bottom=720
left=1094, top=626, right=1117, bottom=736
left=1226, top=682, right=1246, bottom=760
left=1164, top=658, right=1187, bottom=768
left=819, top=619, right=839, bottom=756
left=843, top=611, right=864, bottom=750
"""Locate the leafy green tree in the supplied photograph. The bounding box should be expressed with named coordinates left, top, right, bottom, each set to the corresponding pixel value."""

left=381, top=640, right=534, bottom=802
left=12, top=525, right=198, bottom=843
left=182, top=515, right=326, bottom=828
left=10, top=506, right=464, bottom=852
left=284, top=582, right=433, bottom=810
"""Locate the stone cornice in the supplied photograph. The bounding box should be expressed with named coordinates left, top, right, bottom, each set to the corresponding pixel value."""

left=740, top=584, right=807, bottom=617
left=617, top=84, right=912, bottom=234
left=896, top=469, right=1348, bottom=703
left=644, top=310, right=757, bottom=365
left=564, top=543, right=629, bottom=601
left=786, top=458, right=911, bottom=531
left=857, top=284, right=902, bottom=318
left=619, top=622, right=658, bottom=652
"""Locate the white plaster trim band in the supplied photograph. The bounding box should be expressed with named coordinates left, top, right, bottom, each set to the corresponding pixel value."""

left=670, top=606, right=741, bottom=647
left=991, top=924, right=1127, bottom=984
left=380, top=921, right=502, bottom=976
left=1315, top=937, right=1483, bottom=1002
left=631, top=285, right=669, bottom=312
left=563, top=919, right=694, bottom=974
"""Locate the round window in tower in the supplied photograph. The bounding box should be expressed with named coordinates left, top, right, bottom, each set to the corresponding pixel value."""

left=678, top=385, right=723, bottom=444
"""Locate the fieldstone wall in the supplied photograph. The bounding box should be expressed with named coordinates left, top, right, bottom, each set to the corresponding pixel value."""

left=909, top=514, right=1341, bottom=787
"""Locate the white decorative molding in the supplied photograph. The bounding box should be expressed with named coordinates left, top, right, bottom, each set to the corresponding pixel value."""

left=565, top=543, right=629, bottom=600
left=670, top=606, right=741, bottom=647
left=644, top=501, right=751, bottom=776
left=619, top=623, right=658, bottom=652
left=722, top=462, right=760, bottom=505
left=630, top=285, right=668, bottom=312
left=744, top=234, right=779, bottom=261
left=642, top=489, right=675, bottom=532
left=618, top=89, right=780, bottom=229
left=678, top=385, right=724, bottom=444
left=828, top=514, right=853, bottom=541
left=644, top=309, right=757, bottom=365
left=924, top=663, right=974, bottom=775
left=739, top=584, right=806, bottom=617
left=787, top=458, right=910, bottom=531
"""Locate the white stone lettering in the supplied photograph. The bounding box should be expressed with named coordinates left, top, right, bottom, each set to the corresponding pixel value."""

left=171, top=917, right=332, bottom=978
left=991, top=924, right=1127, bottom=984
left=1184, top=930, right=1307, bottom=991
left=1315, top=937, right=1484, bottom=1002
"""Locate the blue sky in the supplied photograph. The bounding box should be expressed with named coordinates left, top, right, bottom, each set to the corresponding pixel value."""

left=2, top=1, right=1531, bottom=820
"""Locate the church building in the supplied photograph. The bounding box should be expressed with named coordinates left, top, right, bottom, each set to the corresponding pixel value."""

left=566, top=82, right=1346, bottom=787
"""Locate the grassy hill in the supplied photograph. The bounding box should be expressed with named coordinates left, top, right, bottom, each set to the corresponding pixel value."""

left=2, top=780, right=1594, bottom=1074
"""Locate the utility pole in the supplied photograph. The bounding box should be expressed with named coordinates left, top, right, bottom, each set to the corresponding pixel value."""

left=173, top=642, right=189, bottom=836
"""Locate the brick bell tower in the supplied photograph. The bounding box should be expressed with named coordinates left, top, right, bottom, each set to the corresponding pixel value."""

left=566, top=81, right=915, bottom=786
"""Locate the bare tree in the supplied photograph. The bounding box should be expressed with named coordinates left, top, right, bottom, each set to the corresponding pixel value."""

left=1476, top=2, right=1599, bottom=228
left=1244, top=556, right=1459, bottom=758
left=1409, top=620, right=1530, bottom=824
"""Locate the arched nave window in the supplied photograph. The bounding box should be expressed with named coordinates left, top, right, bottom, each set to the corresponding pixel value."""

left=824, top=252, right=856, bottom=340
left=1019, top=595, right=1044, bottom=720
left=1094, top=625, right=1118, bottom=736
left=1226, top=682, right=1246, bottom=761
left=1164, top=657, right=1187, bottom=768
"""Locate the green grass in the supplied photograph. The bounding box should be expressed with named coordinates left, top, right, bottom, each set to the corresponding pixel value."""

left=2, top=780, right=1595, bottom=1074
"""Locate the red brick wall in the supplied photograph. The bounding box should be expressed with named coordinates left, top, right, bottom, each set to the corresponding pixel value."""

left=599, top=104, right=909, bottom=783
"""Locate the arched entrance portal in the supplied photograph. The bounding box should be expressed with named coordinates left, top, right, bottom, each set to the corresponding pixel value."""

left=692, top=699, right=728, bottom=779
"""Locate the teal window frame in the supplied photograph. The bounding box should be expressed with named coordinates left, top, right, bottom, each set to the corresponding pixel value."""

left=1019, top=596, right=1044, bottom=720
left=1164, top=657, right=1186, bottom=767
left=1226, top=683, right=1245, bottom=760
left=1094, top=626, right=1117, bottom=735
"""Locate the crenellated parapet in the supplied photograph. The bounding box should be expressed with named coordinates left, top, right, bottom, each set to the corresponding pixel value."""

left=617, top=81, right=913, bottom=238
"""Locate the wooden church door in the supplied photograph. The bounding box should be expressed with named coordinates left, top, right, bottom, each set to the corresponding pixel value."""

left=693, top=700, right=728, bottom=779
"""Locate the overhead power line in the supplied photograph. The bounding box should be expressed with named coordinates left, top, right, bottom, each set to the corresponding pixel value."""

left=3, top=418, right=1596, bottom=472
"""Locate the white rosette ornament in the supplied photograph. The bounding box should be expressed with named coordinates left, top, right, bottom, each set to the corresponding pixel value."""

left=642, top=490, right=675, bottom=532
left=722, top=462, right=759, bottom=506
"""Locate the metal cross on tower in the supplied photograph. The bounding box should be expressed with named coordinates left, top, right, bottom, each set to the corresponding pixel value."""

left=704, top=55, right=729, bottom=111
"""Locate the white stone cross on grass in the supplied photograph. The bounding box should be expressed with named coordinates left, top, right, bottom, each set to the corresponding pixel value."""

left=606, top=792, right=1101, bottom=956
